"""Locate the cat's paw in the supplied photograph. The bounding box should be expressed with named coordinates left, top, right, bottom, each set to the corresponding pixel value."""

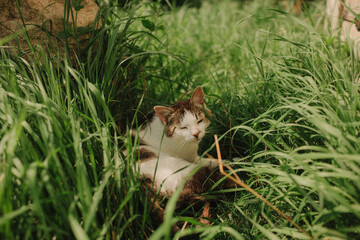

left=207, top=159, right=219, bottom=170
left=196, top=158, right=219, bottom=170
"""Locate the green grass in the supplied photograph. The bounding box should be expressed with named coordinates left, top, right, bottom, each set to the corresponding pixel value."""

left=1, top=0, right=360, bottom=239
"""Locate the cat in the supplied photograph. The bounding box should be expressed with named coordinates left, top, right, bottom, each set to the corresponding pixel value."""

left=131, top=86, right=224, bottom=226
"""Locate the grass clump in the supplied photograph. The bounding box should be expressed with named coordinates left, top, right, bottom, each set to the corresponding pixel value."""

left=0, top=1, right=164, bottom=239
left=1, top=0, right=360, bottom=239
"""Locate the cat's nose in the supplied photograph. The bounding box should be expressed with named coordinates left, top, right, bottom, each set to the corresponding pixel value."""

left=193, top=132, right=200, bottom=139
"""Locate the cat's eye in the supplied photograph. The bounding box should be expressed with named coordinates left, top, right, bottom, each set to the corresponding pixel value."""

left=197, top=119, right=203, bottom=124
left=180, top=127, right=187, bottom=130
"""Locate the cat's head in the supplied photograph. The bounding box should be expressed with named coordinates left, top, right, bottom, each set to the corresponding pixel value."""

left=154, top=86, right=211, bottom=142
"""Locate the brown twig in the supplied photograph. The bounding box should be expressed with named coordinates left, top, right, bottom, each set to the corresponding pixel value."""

left=213, top=135, right=313, bottom=239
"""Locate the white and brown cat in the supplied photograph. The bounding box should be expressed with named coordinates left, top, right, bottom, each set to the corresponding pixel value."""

left=131, top=86, right=228, bottom=226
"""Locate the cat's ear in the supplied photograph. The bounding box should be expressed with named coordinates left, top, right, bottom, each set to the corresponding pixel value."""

left=190, top=86, right=205, bottom=105
left=154, top=106, right=174, bottom=124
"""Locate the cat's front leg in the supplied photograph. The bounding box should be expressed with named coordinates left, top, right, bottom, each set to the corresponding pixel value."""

left=196, top=156, right=234, bottom=171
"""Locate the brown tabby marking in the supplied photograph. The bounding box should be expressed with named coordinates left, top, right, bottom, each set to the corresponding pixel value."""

left=136, top=148, right=156, bottom=162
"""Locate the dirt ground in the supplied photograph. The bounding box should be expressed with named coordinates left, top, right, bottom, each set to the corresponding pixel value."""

left=0, top=0, right=98, bottom=53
